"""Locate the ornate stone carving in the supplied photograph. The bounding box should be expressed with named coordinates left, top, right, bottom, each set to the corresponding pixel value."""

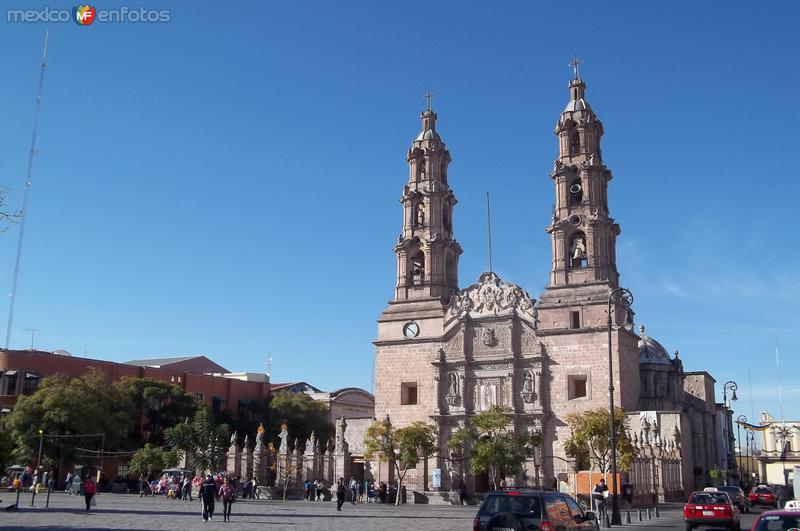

left=446, top=272, right=537, bottom=323
left=254, top=423, right=265, bottom=452
left=446, top=372, right=461, bottom=406
left=482, top=328, right=498, bottom=347
left=521, top=369, right=536, bottom=404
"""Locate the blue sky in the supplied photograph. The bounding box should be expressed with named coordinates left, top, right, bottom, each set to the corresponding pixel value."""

left=1, top=1, right=798, bottom=425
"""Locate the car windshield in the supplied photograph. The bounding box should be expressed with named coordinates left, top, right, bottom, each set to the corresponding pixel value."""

left=690, top=493, right=730, bottom=505
left=753, top=515, right=800, bottom=531
left=755, top=487, right=774, bottom=494
left=479, top=494, right=542, bottom=517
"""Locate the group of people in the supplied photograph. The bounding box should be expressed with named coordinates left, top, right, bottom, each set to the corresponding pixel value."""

left=332, top=477, right=396, bottom=510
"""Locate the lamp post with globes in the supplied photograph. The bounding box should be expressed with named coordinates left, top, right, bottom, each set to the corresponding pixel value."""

left=736, top=415, right=747, bottom=485
left=722, top=381, right=738, bottom=485
left=607, top=286, right=634, bottom=527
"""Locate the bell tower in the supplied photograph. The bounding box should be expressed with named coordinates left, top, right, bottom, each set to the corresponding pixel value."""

left=393, top=95, right=462, bottom=302
left=546, top=60, right=620, bottom=289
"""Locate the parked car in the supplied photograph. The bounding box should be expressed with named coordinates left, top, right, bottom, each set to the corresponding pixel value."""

left=718, top=486, right=751, bottom=513
left=473, top=488, right=599, bottom=531
left=683, top=488, right=741, bottom=531
left=749, top=485, right=778, bottom=508
left=750, top=501, right=800, bottom=531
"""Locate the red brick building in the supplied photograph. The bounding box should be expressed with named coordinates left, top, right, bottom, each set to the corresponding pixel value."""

left=0, top=349, right=270, bottom=416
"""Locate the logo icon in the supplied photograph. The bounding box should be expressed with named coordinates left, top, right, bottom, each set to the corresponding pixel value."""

left=73, top=4, right=96, bottom=25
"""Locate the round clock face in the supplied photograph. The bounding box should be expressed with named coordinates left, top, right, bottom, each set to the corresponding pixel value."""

left=402, top=321, right=419, bottom=338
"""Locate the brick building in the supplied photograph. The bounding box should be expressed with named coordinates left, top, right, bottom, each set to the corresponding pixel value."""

left=373, top=70, right=725, bottom=496
left=0, top=349, right=270, bottom=416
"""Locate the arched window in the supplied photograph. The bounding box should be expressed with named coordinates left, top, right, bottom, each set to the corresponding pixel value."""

left=569, top=131, right=580, bottom=156
left=568, top=179, right=583, bottom=205
left=409, top=251, right=425, bottom=285
left=568, top=231, right=587, bottom=268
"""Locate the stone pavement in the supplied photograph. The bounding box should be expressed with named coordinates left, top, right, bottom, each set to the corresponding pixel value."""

left=0, top=492, right=477, bottom=530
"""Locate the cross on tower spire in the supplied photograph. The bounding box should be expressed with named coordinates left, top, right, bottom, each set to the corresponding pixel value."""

left=569, top=55, right=583, bottom=80
left=424, top=90, right=435, bottom=112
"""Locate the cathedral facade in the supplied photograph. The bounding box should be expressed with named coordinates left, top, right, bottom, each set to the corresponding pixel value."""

left=373, top=72, right=724, bottom=496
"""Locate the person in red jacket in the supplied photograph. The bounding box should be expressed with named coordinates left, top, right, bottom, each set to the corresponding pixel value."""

left=83, top=475, right=97, bottom=512
left=218, top=477, right=235, bottom=522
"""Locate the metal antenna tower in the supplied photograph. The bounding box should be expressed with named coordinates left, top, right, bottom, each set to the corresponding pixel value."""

left=5, top=32, right=48, bottom=349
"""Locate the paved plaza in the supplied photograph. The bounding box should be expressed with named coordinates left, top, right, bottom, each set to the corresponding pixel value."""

left=0, top=492, right=767, bottom=531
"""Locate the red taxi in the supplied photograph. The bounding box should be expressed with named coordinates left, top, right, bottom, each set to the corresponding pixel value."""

left=684, top=488, right=741, bottom=531
left=750, top=501, right=800, bottom=531
left=749, top=485, right=778, bottom=508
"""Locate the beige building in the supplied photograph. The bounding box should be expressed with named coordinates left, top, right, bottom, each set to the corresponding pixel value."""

left=373, top=70, right=726, bottom=497
left=755, top=412, right=800, bottom=486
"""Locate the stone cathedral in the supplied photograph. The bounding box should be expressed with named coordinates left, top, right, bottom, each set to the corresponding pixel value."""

left=373, top=70, right=725, bottom=498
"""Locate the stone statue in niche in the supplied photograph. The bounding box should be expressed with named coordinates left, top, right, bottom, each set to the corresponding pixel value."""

left=521, top=370, right=536, bottom=404
left=481, top=328, right=498, bottom=348
left=446, top=372, right=460, bottom=406
left=416, top=203, right=425, bottom=226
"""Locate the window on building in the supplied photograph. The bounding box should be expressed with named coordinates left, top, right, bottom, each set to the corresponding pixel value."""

left=570, top=131, right=580, bottom=155
left=22, top=373, right=40, bottom=395
left=212, top=396, right=224, bottom=415
left=118, top=465, right=129, bottom=478
left=237, top=400, right=252, bottom=419
left=401, top=382, right=418, bottom=405
left=193, top=392, right=204, bottom=404
left=569, top=232, right=587, bottom=268
left=569, top=311, right=580, bottom=329
left=568, top=179, right=583, bottom=205
left=3, top=371, right=18, bottom=396
left=568, top=375, right=588, bottom=400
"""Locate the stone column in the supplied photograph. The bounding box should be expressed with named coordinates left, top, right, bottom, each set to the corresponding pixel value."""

left=226, top=432, right=241, bottom=477
left=333, top=416, right=350, bottom=489
left=294, top=438, right=303, bottom=484
left=252, top=424, right=267, bottom=485
left=239, top=435, right=250, bottom=479
left=304, top=433, right=317, bottom=482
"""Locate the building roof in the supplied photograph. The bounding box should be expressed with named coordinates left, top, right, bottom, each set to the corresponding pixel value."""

left=269, top=381, right=322, bottom=394
left=638, top=325, right=673, bottom=365
left=123, top=355, right=230, bottom=374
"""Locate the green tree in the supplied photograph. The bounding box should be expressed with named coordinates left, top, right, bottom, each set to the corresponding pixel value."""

left=564, top=407, right=635, bottom=473
left=165, top=407, right=229, bottom=474
left=6, top=369, right=133, bottom=469
left=448, top=406, right=536, bottom=490
left=113, top=377, right=197, bottom=445
left=128, top=443, right=177, bottom=477
left=363, top=417, right=437, bottom=506
left=0, top=424, right=15, bottom=473
left=268, top=391, right=333, bottom=449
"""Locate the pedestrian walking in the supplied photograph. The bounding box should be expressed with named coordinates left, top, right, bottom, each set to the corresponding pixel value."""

left=459, top=481, right=468, bottom=505
left=65, top=472, right=73, bottom=494
left=349, top=476, right=357, bottom=505
left=218, top=477, right=235, bottom=522
left=592, top=478, right=609, bottom=524
left=199, top=474, right=217, bottom=521
left=83, top=475, right=96, bottom=512
left=336, top=478, right=346, bottom=512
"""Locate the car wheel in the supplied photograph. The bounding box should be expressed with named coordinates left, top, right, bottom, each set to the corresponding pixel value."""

left=685, top=525, right=694, bottom=531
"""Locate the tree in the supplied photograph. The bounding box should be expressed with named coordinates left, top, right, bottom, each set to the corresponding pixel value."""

left=564, top=407, right=635, bottom=473
left=113, top=377, right=197, bottom=445
left=268, top=391, right=333, bottom=449
left=6, top=369, right=134, bottom=469
left=449, top=406, right=536, bottom=490
left=363, top=417, right=437, bottom=506
left=165, top=407, right=229, bottom=474
left=128, top=443, right=177, bottom=477
left=0, top=183, right=18, bottom=233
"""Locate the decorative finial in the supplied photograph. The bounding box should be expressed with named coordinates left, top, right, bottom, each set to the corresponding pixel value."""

left=424, top=90, right=435, bottom=112
left=639, top=324, right=646, bottom=336
left=569, top=55, right=583, bottom=80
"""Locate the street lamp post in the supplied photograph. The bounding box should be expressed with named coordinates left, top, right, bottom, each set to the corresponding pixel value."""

left=722, top=381, right=738, bottom=485
left=736, top=416, right=747, bottom=485
left=607, top=286, right=634, bottom=527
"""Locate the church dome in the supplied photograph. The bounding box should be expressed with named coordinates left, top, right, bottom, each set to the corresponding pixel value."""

left=564, top=98, right=592, bottom=113
left=638, top=325, right=672, bottom=365
left=415, top=128, right=441, bottom=142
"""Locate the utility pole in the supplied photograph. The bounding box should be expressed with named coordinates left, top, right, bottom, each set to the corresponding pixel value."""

left=5, top=32, right=49, bottom=349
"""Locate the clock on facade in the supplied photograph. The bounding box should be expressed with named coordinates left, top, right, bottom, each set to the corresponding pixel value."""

left=402, top=321, right=419, bottom=338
